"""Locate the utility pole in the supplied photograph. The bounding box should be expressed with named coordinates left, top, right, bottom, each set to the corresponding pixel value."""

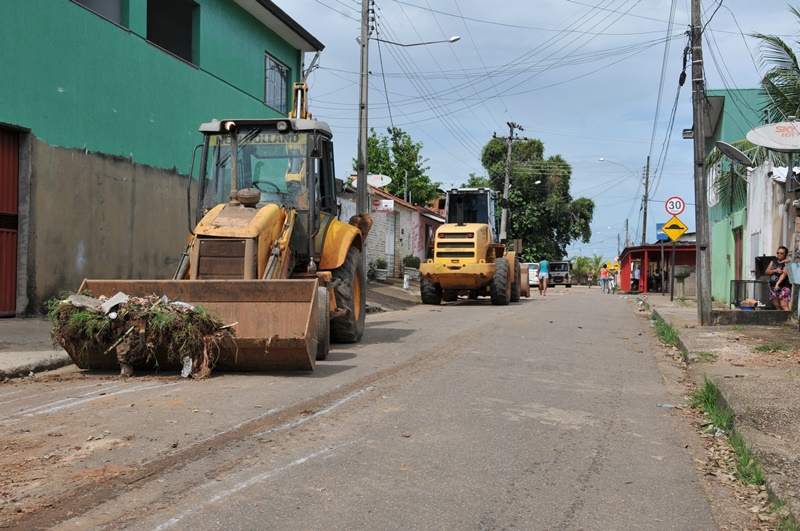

left=497, top=122, right=525, bottom=242
left=691, top=0, right=712, bottom=325
left=356, top=0, right=371, bottom=218
left=625, top=219, right=629, bottom=249
left=641, top=155, right=650, bottom=245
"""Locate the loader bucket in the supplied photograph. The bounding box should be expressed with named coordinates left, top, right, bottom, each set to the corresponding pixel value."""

left=69, top=279, right=321, bottom=372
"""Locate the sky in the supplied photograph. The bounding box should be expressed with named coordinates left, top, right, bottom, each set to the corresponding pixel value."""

left=274, top=0, right=797, bottom=261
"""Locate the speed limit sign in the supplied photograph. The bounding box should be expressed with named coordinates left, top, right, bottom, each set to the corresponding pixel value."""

left=665, top=196, right=685, bottom=216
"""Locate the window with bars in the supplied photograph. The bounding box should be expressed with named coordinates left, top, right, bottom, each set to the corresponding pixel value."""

left=265, top=54, right=289, bottom=114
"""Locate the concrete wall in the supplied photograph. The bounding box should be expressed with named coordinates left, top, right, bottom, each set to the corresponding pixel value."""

left=22, top=139, right=192, bottom=313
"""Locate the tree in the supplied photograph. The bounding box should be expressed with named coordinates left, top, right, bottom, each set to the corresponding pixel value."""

left=465, top=173, right=491, bottom=188
left=752, top=7, right=800, bottom=121
left=572, top=255, right=591, bottom=285
left=353, top=127, right=441, bottom=205
left=705, top=12, right=800, bottom=212
left=590, top=254, right=606, bottom=278
left=480, top=137, right=594, bottom=262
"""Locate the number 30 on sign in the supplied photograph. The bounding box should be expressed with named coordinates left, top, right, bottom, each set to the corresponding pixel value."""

left=665, top=196, right=685, bottom=216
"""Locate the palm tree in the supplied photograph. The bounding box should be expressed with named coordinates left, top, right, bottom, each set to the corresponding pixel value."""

left=590, top=254, right=606, bottom=284
left=572, top=255, right=591, bottom=285
left=705, top=11, right=800, bottom=211
left=752, top=6, right=800, bottom=121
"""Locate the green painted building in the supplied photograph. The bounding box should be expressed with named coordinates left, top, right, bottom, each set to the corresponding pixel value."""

left=705, top=89, right=768, bottom=304
left=0, top=0, right=324, bottom=315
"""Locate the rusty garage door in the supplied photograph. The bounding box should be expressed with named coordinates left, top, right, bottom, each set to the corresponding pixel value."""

left=0, top=128, right=19, bottom=317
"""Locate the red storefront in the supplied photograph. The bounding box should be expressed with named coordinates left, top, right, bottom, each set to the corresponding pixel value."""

left=619, top=239, right=697, bottom=295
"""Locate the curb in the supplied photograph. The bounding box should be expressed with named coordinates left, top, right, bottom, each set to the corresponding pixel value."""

left=651, top=304, right=799, bottom=527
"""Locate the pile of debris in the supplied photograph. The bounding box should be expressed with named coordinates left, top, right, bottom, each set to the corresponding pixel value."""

left=47, top=291, right=235, bottom=378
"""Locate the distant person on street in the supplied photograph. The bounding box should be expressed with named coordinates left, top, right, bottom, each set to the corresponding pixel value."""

left=599, top=265, right=609, bottom=293
left=633, top=264, right=641, bottom=291
left=587, top=271, right=593, bottom=288
left=766, top=246, right=791, bottom=310
left=538, top=259, right=549, bottom=296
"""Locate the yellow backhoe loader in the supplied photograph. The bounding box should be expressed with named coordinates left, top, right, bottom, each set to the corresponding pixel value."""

left=64, top=83, right=368, bottom=372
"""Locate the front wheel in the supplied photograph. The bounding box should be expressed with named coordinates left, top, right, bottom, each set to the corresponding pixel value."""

left=420, top=277, right=442, bottom=305
left=330, top=247, right=366, bottom=343
left=490, top=258, right=511, bottom=305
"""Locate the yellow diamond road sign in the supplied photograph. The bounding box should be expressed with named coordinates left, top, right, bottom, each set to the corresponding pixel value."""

left=662, top=215, right=687, bottom=242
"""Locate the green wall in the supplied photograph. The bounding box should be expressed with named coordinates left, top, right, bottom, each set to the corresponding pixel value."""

left=0, top=0, right=303, bottom=174
left=706, top=89, right=767, bottom=303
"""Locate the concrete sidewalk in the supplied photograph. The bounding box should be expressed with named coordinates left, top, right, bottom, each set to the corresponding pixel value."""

left=0, top=278, right=421, bottom=379
left=646, top=293, right=800, bottom=522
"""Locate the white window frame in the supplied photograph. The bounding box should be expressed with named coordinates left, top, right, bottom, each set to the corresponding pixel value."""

left=265, top=54, right=289, bottom=114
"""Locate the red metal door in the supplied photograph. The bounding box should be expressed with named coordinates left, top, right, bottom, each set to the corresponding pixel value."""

left=0, top=128, right=19, bottom=317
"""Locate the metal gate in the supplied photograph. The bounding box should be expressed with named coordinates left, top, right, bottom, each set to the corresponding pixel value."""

left=0, top=128, right=19, bottom=317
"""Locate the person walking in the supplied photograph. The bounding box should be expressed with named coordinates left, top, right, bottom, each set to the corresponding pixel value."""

left=538, top=259, right=549, bottom=296
left=766, top=246, right=791, bottom=310
left=599, top=265, right=609, bottom=293
left=587, top=271, right=593, bottom=288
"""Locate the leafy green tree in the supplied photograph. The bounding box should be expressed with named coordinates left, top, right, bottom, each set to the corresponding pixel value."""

left=480, top=137, right=594, bottom=262
left=465, top=173, right=491, bottom=188
left=353, top=127, right=441, bottom=205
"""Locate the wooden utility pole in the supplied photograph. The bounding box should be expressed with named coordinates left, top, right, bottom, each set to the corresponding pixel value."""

left=691, top=0, right=712, bottom=325
left=641, top=156, right=650, bottom=245
left=497, top=122, right=525, bottom=242
left=356, top=0, right=370, bottom=218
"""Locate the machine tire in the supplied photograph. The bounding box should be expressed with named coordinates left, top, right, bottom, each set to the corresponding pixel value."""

left=490, top=258, right=511, bottom=305
left=420, top=277, right=442, bottom=305
left=315, top=286, right=330, bottom=361
left=330, top=247, right=366, bottom=343
left=442, top=289, right=458, bottom=302
left=510, top=256, right=521, bottom=302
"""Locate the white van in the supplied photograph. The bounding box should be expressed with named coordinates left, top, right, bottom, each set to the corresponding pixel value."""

left=549, top=261, right=572, bottom=287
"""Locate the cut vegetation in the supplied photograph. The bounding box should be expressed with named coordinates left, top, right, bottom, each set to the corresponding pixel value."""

left=47, top=291, right=235, bottom=378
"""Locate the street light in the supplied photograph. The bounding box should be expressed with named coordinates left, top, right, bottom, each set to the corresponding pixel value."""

left=357, top=36, right=460, bottom=47
left=357, top=17, right=460, bottom=216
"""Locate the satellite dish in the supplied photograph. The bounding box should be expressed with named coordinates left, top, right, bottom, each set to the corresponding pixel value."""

left=715, top=141, right=754, bottom=167
left=746, top=122, right=800, bottom=153
left=350, top=174, right=392, bottom=188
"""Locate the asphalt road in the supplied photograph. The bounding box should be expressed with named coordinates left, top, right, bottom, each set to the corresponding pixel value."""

left=2, top=288, right=717, bottom=529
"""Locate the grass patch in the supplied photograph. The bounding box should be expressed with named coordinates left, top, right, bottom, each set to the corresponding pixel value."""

left=755, top=342, right=789, bottom=353
left=653, top=317, right=679, bottom=348
left=731, top=325, right=745, bottom=332
left=694, top=351, right=718, bottom=363
left=729, top=431, right=765, bottom=484
left=689, top=376, right=733, bottom=433
left=772, top=500, right=799, bottom=530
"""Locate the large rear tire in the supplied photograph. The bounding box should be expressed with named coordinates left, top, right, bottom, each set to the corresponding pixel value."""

left=315, top=287, right=330, bottom=360
left=420, top=277, right=442, bottom=305
left=490, top=258, right=511, bottom=305
left=510, top=256, right=521, bottom=302
left=330, top=247, right=366, bottom=343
